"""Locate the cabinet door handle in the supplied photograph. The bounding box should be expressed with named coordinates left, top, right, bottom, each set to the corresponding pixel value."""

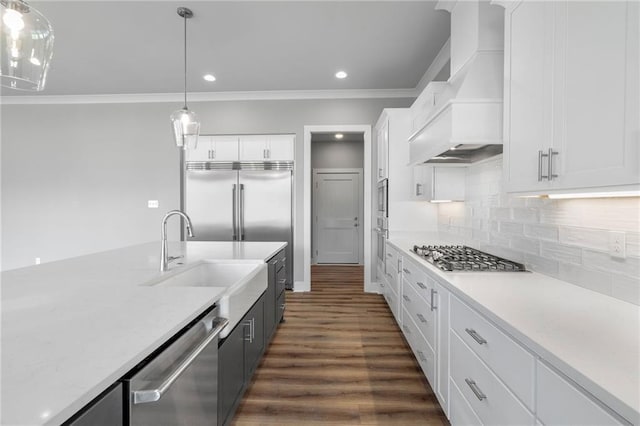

left=465, top=328, right=487, bottom=345
left=402, top=268, right=411, bottom=275
left=402, top=325, right=410, bottom=334
left=387, top=253, right=392, bottom=258
left=416, top=350, right=427, bottom=363
left=397, top=259, right=401, bottom=271
left=548, top=148, right=558, bottom=180
left=211, top=149, right=215, bottom=159
left=380, top=282, right=385, bottom=288
left=465, top=378, right=487, bottom=401
left=416, top=313, right=427, bottom=323
left=243, top=320, right=253, bottom=343
left=403, top=294, right=411, bottom=302
left=538, top=150, right=550, bottom=181
left=416, top=183, right=423, bottom=196
left=430, top=289, right=437, bottom=311
left=280, top=303, right=286, bottom=310
left=416, top=281, right=426, bottom=290
left=378, top=168, right=383, bottom=177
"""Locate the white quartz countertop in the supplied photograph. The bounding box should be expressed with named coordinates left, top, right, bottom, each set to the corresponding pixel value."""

left=0, top=241, right=286, bottom=426
left=387, top=237, right=640, bottom=424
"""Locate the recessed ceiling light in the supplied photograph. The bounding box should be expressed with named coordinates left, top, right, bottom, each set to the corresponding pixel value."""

left=335, top=71, right=348, bottom=79
left=203, top=74, right=216, bottom=82
left=335, top=133, right=344, bottom=140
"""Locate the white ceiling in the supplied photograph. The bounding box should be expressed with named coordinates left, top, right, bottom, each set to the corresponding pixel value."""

left=2, top=1, right=450, bottom=97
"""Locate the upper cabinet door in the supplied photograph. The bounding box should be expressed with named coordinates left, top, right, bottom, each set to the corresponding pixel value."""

left=185, top=136, right=214, bottom=162
left=211, top=136, right=239, bottom=161
left=553, top=1, right=639, bottom=190
left=503, top=1, right=555, bottom=193
left=267, top=135, right=295, bottom=161
left=239, top=135, right=269, bottom=161
left=377, top=119, right=389, bottom=181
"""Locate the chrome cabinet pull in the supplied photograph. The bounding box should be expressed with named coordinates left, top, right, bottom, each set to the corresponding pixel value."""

left=416, top=350, right=427, bottom=362
left=538, top=150, right=549, bottom=181
left=380, top=282, right=385, bottom=288
left=416, top=183, right=423, bottom=196
left=416, top=313, right=427, bottom=323
left=239, top=184, right=245, bottom=240
left=465, top=328, right=487, bottom=345
left=397, top=259, right=401, bottom=271
left=132, top=317, right=229, bottom=404
left=402, top=268, right=411, bottom=275
left=465, top=378, right=487, bottom=401
left=403, top=294, right=411, bottom=302
left=280, top=303, right=286, bottom=310
left=243, top=320, right=253, bottom=343
left=211, top=149, right=215, bottom=159
left=387, top=253, right=392, bottom=258
left=548, top=148, right=558, bottom=180
left=416, top=282, right=426, bottom=290
left=402, top=325, right=410, bottom=334
left=430, top=289, right=437, bottom=311
left=232, top=184, right=238, bottom=240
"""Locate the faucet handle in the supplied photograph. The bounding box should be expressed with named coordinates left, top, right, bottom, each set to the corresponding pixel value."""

left=167, top=255, right=183, bottom=263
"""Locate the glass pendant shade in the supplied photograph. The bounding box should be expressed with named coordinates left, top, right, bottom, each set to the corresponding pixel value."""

left=170, top=107, right=200, bottom=150
left=0, top=0, right=54, bottom=91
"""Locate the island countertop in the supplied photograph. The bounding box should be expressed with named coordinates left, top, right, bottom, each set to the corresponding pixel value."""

left=1, top=241, right=286, bottom=426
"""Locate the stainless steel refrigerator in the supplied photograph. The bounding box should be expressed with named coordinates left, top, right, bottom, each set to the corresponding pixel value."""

left=183, top=162, right=293, bottom=289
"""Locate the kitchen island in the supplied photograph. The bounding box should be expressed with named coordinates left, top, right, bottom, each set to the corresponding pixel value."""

left=1, top=241, right=286, bottom=426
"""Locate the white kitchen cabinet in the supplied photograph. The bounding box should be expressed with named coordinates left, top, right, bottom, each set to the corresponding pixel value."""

left=536, top=361, right=624, bottom=426
left=186, top=135, right=239, bottom=162
left=434, top=281, right=450, bottom=417
left=239, top=134, right=294, bottom=161
left=503, top=1, right=639, bottom=194
left=376, top=118, right=389, bottom=181
left=412, top=165, right=466, bottom=202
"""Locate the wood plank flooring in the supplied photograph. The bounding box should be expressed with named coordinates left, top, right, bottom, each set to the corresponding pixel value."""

left=231, top=265, right=448, bottom=425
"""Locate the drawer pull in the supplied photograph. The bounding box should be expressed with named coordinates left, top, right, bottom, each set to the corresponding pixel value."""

left=416, top=282, right=427, bottom=290
left=430, top=289, right=437, bottom=311
left=402, top=268, right=411, bottom=275
left=465, top=378, right=487, bottom=401
left=465, top=328, right=487, bottom=345
left=387, top=253, right=392, bottom=258
left=403, top=295, right=411, bottom=302
left=416, top=313, right=427, bottom=323
left=380, top=282, right=385, bottom=288
left=280, top=304, right=286, bottom=310
left=402, top=325, right=410, bottom=334
left=416, top=350, right=427, bottom=363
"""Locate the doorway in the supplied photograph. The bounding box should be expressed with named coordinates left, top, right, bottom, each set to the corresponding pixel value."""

left=313, top=169, right=363, bottom=264
left=302, top=125, right=372, bottom=293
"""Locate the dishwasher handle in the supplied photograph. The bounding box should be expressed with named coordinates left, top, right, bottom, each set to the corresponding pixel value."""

left=132, top=316, right=229, bottom=404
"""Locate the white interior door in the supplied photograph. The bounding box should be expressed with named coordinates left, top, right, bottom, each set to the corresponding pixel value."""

left=314, top=171, right=361, bottom=264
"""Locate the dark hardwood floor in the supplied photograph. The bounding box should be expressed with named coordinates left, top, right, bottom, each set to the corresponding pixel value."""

left=231, top=265, right=448, bottom=425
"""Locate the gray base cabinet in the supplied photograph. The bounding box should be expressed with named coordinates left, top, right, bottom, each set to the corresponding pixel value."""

left=218, top=248, right=287, bottom=426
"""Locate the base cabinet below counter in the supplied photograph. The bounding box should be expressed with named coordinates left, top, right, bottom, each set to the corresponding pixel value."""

left=65, top=384, right=123, bottom=426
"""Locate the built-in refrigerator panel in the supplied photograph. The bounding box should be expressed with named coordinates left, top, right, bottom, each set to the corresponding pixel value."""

left=184, top=169, right=237, bottom=241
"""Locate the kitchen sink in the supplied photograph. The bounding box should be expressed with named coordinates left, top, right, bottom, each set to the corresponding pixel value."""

left=144, top=260, right=268, bottom=337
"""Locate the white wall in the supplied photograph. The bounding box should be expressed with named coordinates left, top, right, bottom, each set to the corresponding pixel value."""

left=1, top=97, right=412, bottom=278
left=437, top=156, right=640, bottom=305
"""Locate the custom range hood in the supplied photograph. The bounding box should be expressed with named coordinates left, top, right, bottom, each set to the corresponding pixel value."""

left=409, top=0, right=505, bottom=164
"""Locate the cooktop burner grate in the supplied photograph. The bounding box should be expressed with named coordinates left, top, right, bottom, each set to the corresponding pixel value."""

left=411, top=245, right=527, bottom=272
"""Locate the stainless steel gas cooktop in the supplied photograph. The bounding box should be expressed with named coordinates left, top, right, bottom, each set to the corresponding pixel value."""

left=412, top=245, right=527, bottom=272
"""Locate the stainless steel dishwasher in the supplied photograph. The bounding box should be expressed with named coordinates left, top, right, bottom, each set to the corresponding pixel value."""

left=125, top=307, right=228, bottom=426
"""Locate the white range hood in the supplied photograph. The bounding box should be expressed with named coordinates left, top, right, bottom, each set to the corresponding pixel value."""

left=409, top=0, right=505, bottom=164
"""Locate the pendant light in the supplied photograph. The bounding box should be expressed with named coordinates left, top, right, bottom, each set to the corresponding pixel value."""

left=170, top=7, right=200, bottom=150
left=0, top=0, right=54, bottom=91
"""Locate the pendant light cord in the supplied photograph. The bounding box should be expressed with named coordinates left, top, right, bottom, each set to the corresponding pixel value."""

left=183, top=12, right=188, bottom=109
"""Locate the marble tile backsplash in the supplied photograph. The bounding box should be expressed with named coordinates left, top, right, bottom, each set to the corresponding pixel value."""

left=437, top=156, right=640, bottom=305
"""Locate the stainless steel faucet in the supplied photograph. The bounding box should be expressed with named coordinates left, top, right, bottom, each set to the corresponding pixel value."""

left=160, top=210, right=194, bottom=272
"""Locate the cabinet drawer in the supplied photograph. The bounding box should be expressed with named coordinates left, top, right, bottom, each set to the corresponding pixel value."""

left=402, top=256, right=437, bottom=307
left=402, top=306, right=436, bottom=387
left=402, top=277, right=436, bottom=348
left=450, top=378, right=483, bottom=426
left=450, top=295, right=535, bottom=409
left=385, top=243, right=400, bottom=271
left=450, top=331, right=534, bottom=426
left=536, top=360, right=623, bottom=426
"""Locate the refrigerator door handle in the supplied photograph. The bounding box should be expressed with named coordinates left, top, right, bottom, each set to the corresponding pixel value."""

left=239, top=184, right=245, bottom=240
left=232, top=184, right=238, bottom=240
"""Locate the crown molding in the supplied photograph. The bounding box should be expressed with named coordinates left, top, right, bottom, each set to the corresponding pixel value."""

left=0, top=88, right=418, bottom=105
